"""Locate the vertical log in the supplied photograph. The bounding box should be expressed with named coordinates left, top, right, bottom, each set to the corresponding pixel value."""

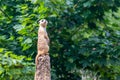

left=34, top=54, right=51, bottom=80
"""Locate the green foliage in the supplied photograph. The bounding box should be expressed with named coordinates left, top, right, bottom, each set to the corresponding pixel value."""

left=0, top=48, right=35, bottom=80
left=0, top=0, right=120, bottom=80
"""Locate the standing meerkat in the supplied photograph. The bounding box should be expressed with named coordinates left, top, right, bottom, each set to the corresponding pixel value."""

left=36, top=19, right=50, bottom=65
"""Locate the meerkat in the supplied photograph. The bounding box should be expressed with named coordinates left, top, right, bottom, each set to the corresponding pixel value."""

left=35, top=19, right=50, bottom=65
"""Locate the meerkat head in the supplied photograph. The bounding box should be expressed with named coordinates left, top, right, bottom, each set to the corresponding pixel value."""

left=39, top=19, right=48, bottom=28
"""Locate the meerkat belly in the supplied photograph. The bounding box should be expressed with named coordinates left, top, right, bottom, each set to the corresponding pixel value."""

left=38, top=43, right=49, bottom=50
left=37, top=37, right=49, bottom=53
left=38, top=37, right=48, bottom=46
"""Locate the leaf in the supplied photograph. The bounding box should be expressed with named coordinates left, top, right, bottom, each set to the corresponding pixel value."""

left=13, top=24, right=24, bottom=32
left=0, top=48, right=4, bottom=53
left=24, top=38, right=32, bottom=44
left=83, top=1, right=91, bottom=8
left=0, top=66, right=4, bottom=75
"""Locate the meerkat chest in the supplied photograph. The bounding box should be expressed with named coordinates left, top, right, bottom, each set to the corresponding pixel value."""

left=38, top=26, right=46, bottom=35
left=39, top=26, right=46, bottom=32
left=38, top=27, right=47, bottom=43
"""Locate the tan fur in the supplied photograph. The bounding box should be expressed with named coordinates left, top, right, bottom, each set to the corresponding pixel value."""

left=35, top=19, right=49, bottom=65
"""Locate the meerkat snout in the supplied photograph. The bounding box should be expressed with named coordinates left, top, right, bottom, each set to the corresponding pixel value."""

left=39, top=19, right=48, bottom=27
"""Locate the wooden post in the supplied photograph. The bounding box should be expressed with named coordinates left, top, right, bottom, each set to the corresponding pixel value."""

left=34, top=54, right=51, bottom=80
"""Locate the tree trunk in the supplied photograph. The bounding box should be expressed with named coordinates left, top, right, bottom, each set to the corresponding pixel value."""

left=34, top=54, right=51, bottom=80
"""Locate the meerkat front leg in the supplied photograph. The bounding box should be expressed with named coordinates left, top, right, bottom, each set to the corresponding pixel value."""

left=45, top=34, right=50, bottom=45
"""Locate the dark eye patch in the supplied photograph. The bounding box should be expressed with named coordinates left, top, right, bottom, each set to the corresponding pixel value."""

left=41, top=20, right=44, bottom=22
left=37, top=19, right=46, bottom=23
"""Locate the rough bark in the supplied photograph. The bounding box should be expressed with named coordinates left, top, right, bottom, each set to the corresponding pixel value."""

left=34, top=54, right=51, bottom=80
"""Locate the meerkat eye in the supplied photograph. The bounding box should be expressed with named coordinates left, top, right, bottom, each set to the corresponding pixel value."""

left=41, top=20, right=44, bottom=22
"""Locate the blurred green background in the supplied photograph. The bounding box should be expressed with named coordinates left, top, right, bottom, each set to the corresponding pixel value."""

left=0, top=0, right=120, bottom=80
